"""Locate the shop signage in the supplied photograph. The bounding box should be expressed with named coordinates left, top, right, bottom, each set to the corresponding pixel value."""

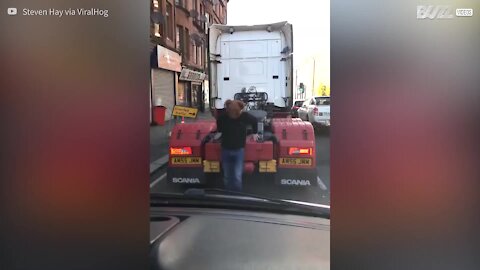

left=157, top=45, right=182, bottom=72
left=172, top=105, right=198, bottom=118
left=179, top=68, right=206, bottom=82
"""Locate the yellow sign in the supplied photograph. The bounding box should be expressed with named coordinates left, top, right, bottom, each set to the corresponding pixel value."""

left=172, top=105, right=198, bottom=118
left=315, top=84, right=331, bottom=97
left=171, top=157, right=202, bottom=165
left=279, top=158, right=312, bottom=166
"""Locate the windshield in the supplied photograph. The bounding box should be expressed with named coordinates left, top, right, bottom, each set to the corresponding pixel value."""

left=149, top=0, right=330, bottom=215
left=315, top=97, right=331, bottom=105
left=294, top=101, right=304, bottom=107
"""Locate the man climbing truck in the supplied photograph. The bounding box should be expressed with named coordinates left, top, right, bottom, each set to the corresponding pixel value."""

left=167, top=21, right=318, bottom=188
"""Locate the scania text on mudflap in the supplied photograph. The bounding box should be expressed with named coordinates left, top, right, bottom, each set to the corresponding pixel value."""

left=166, top=21, right=318, bottom=188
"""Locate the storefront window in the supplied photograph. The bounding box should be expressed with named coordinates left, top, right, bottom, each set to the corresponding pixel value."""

left=192, top=84, right=203, bottom=109
left=177, top=82, right=192, bottom=107
left=176, top=82, right=186, bottom=105
left=185, top=83, right=192, bottom=107
left=192, top=85, right=198, bottom=106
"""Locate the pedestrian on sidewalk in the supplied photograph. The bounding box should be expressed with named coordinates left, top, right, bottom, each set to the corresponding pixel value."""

left=216, top=100, right=258, bottom=191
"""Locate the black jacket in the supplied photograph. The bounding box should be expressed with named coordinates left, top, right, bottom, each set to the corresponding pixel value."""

left=216, top=112, right=258, bottom=150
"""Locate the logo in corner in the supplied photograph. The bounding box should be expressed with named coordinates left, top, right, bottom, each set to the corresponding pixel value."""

left=417, top=5, right=454, bottom=19
left=7, top=7, right=17, bottom=16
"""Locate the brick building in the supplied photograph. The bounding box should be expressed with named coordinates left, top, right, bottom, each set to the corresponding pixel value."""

left=150, top=0, right=228, bottom=123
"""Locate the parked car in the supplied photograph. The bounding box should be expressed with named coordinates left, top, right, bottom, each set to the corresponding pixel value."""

left=297, top=96, right=330, bottom=128
left=291, top=100, right=305, bottom=118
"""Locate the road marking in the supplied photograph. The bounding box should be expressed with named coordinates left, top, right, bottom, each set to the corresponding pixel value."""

left=150, top=173, right=167, bottom=188
left=150, top=155, right=169, bottom=174
left=317, top=176, right=328, bottom=191
left=283, top=200, right=330, bottom=209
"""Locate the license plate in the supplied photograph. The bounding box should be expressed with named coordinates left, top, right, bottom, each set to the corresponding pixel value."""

left=279, top=158, right=312, bottom=166
left=171, top=157, right=202, bottom=165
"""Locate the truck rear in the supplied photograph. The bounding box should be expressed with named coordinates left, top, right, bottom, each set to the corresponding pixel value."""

left=209, top=21, right=294, bottom=114
left=167, top=22, right=318, bottom=188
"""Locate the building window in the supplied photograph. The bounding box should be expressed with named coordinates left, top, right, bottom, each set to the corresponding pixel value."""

left=197, top=45, right=202, bottom=66
left=205, top=13, right=211, bottom=31
left=176, top=25, right=181, bottom=50
left=199, top=3, right=205, bottom=30
left=223, top=5, right=226, bottom=22
left=152, top=0, right=163, bottom=37
left=177, top=25, right=187, bottom=57
left=154, top=24, right=161, bottom=37
left=192, top=84, right=201, bottom=107
left=165, top=2, right=173, bottom=40
left=192, top=43, right=197, bottom=64
left=185, top=28, right=190, bottom=60
left=204, top=43, right=207, bottom=66
left=176, top=82, right=187, bottom=106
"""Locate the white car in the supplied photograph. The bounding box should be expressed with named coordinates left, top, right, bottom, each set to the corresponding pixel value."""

left=297, top=96, right=331, bottom=128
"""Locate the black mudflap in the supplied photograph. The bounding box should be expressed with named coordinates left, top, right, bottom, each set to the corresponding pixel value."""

left=166, top=167, right=222, bottom=188
left=243, top=172, right=275, bottom=187
left=274, top=168, right=318, bottom=188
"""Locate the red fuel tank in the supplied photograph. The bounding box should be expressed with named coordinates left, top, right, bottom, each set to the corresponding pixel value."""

left=271, top=119, right=316, bottom=169
left=244, top=135, right=273, bottom=161
left=204, top=142, right=221, bottom=161
left=169, top=120, right=216, bottom=167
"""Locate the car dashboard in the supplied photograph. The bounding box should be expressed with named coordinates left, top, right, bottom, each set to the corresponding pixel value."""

left=150, top=207, right=330, bottom=270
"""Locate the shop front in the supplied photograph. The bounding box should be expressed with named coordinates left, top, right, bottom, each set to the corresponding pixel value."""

left=176, top=80, right=191, bottom=107
left=150, top=45, right=182, bottom=124
left=178, top=68, right=207, bottom=112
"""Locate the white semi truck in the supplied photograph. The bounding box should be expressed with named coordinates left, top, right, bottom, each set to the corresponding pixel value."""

left=167, top=22, right=318, bottom=188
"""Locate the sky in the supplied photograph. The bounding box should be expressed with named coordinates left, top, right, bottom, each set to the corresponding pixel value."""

left=227, top=0, right=330, bottom=90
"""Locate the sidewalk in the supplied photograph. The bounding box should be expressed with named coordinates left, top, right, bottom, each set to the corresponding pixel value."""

left=150, top=109, right=214, bottom=173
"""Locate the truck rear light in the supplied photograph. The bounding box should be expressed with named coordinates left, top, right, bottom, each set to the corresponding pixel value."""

left=170, top=147, right=192, bottom=155
left=313, top=107, right=318, bottom=115
left=288, top=147, right=312, bottom=155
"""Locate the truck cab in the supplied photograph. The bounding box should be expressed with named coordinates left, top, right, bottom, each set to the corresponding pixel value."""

left=209, top=22, right=293, bottom=114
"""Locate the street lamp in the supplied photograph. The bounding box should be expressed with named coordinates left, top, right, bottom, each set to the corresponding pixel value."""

left=312, top=58, right=316, bottom=97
